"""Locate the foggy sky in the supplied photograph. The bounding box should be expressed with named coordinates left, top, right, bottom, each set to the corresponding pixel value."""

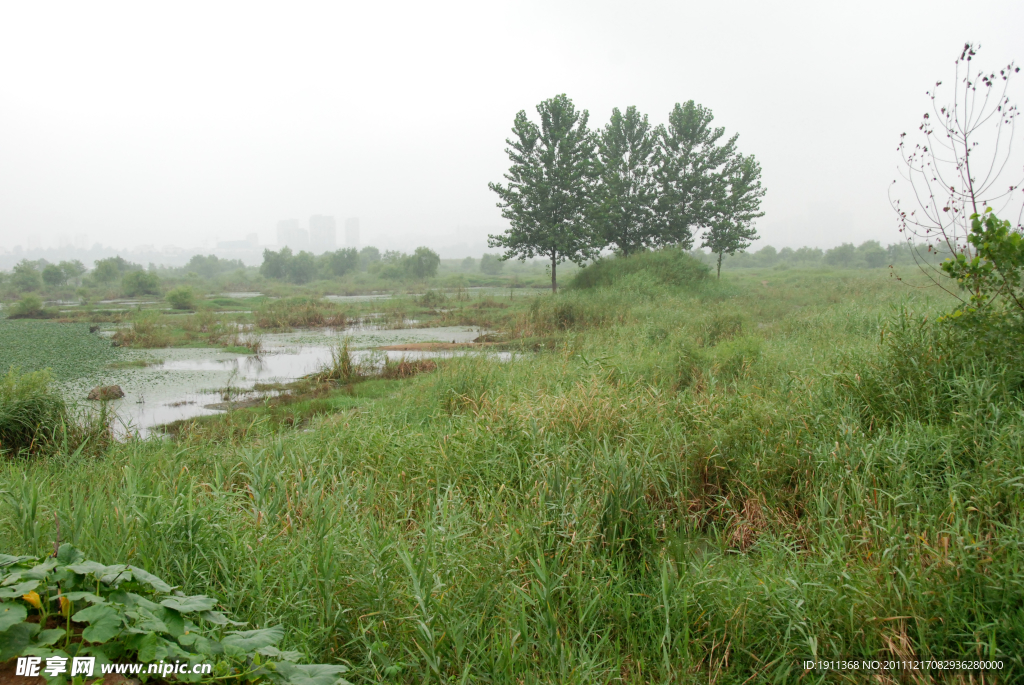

left=1, top=1, right=1022, bottom=256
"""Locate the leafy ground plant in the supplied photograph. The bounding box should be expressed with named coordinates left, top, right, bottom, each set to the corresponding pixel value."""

left=0, top=545, right=350, bottom=684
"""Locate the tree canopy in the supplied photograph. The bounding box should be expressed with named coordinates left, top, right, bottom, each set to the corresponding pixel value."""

left=489, top=96, right=765, bottom=286
left=488, top=94, right=598, bottom=293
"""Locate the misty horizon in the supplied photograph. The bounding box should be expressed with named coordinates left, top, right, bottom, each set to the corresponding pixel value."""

left=2, top=2, right=1022, bottom=259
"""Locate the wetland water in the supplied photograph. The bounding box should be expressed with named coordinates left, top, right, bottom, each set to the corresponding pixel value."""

left=68, top=325, right=493, bottom=437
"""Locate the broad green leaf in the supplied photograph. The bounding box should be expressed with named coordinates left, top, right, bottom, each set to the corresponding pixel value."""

left=272, top=662, right=350, bottom=685
left=72, top=604, right=123, bottom=643
left=0, top=621, right=38, bottom=661
left=0, top=602, right=27, bottom=631
left=191, top=635, right=225, bottom=656
left=65, top=561, right=109, bottom=576
left=156, top=606, right=184, bottom=637
left=130, top=567, right=172, bottom=593
left=0, top=554, right=34, bottom=568
left=0, top=580, right=39, bottom=598
left=222, top=625, right=284, bottom=656
left=61, top=591, right=106, bottom=604
left=66, top=562, right=132, bottom=586
left=125, top=606, right=169, bottom=635
left=124, top=592, right=161, bottom=611
left=136, top=632, right=161, bottom=662
left=160, top=595, right=216, bottom=613
left=55, top=544, right=85, bottom=566
left=23, top=559, right=58, bottom=580
left=35, top=628, right=66, bottom=646
left=199, top=609, right=240, bottom=626
left=258, top=645, right=303, bottom=662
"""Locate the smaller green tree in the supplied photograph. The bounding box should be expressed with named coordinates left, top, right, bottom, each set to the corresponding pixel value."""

left=122, top=270, right=161, bottom=297
left=321, top=248, right=359, bottom=278
left=406, top=247, right=441, bottom=279
left=59, top=260, right=86, bottom=285
left=42, top=264, right=66, bottom=287
left=359, top=246, right=381, bottom=270
left=260, top=247, right=292, bottom=280
left=825, top=243, right=857, bottom=267
left=702, top=220, right=758, bottom=279
left=11, top=261, right=42, bottom=291
left=858, top=240, right=888, bottom=268
left=480, top=253, right=504, bottom=275
left=699, top=153, right=765, bottom=278
left=287, top=251, right=318, bottom=284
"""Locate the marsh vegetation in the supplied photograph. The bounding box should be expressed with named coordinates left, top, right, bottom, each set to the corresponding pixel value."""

left=3, top=252, right=1021, bottom=681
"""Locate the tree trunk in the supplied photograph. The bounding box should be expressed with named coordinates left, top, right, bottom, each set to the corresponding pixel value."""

left=716, top=252, right=723, bottom=279
left=550, top=251, right=558, bottom=294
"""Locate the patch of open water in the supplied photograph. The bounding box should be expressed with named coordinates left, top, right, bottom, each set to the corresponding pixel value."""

left=67, top=326, right=498, bottom=437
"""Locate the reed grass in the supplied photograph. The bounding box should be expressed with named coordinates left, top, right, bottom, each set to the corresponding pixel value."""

left=1, top=269, right=1021, bottom=682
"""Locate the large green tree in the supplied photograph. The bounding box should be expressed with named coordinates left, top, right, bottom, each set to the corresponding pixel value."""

left=654, top=101, right=739, bottom=249
left=488, top=94, right=597, bottom=293
left=592, top=106, right=659, bottom=256
left=701, top=154, right=766, bottom=278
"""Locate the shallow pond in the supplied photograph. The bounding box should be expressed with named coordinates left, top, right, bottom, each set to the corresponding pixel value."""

left=65, top=325, right=496, bottom=437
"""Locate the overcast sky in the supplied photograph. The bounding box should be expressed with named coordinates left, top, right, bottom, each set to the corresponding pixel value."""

left=1, top=0, right=1022, bottom=255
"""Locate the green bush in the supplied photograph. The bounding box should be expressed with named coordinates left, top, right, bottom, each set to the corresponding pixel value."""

left=121, top=271, right=161, bottom=297
left=166, top=287, right=198, bottom=311
left=570, top=247, right=709, bottom=289
left=6, top=296, right=52, bottom=320
left=939, top=210, right=1024, bottom=353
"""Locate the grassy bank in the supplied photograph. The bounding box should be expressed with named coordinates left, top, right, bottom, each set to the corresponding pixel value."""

left=2, top=269, right=1021, bottom=682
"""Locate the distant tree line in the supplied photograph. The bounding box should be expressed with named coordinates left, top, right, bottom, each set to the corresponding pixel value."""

left=257, top=245, right=441, bottom=284
left=714, top=240, right=922, bottom=270
left=489, top=95, right=765, bottom=290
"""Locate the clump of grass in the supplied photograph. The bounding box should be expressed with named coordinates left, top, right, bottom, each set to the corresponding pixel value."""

left=312, top=338, right=357, bottom=383
left=224, top=332, right=264, bottom=355
left=0, top=368, right=110, bottom=457
left=418, top=289, right=448, bottom=308
left=112, top=311, right=173, bottom=347
left=105, top=357, right=160, bottom=369
left=255, top=297, right=347, bottom=329
left=380, top=356, right=437, bottom=379
left=0, top=368, right=67, bottom=455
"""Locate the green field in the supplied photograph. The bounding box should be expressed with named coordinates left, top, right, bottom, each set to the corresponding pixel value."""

left=0, top=319, right=122, bottom=382
left=2, top=266, right=1022, bottom=682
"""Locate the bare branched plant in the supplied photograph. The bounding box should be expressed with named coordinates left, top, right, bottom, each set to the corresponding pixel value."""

left=891, top=43, right=1022, bottom=297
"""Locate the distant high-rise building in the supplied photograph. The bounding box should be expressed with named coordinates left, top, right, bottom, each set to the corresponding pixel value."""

left=309, top=215, right=337, bottom=253
left=345, top=217, right=360, bottom=249
left=276, top=219, right=308, bottom=251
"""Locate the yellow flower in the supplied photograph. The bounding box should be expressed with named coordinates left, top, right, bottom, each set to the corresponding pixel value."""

left=59, top=595, right=71, bottom=616
left=22, top=591, right=42, bottom=609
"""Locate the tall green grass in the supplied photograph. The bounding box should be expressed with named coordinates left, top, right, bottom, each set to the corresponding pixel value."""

left=1, top=270, right=1021, bottom=682
left=0, top=368, right=111, bottom=457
